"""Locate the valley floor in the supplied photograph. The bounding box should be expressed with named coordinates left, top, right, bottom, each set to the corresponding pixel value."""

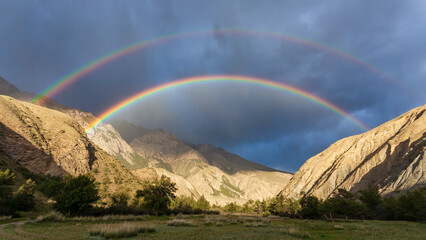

left=1, top=215, right=425, bottom=240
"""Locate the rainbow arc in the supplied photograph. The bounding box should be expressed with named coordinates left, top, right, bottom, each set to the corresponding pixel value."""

left=85, top=75, right=369, bottom=133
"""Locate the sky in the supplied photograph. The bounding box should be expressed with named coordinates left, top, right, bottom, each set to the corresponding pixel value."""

left=0, top=0, right=425, bottom=172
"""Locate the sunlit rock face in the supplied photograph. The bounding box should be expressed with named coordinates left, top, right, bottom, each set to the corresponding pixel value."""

left=280, top=105, right=426, bottom=199
left=0, top=95, right=144, bottom=195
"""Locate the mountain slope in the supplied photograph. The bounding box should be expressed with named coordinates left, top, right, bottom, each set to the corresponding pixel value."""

left=127, top=127, right=292, bottom=205
left=0, top=76, right=292, bottom=204
left=0, top=95, right=143, bottom=197
left=280, top=105, right=426, bottom=199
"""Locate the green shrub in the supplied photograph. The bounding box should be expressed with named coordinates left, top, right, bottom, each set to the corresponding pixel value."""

left=13, top=179, right=36, bottom=211
left=135, top=175, right=177, bottom=216
left=53, top=175, right=100, bottom=216
left=299, top=196, right=321, bottom=219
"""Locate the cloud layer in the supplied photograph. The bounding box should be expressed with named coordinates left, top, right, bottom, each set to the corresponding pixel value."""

left=0, top=0, right=425, bottom=172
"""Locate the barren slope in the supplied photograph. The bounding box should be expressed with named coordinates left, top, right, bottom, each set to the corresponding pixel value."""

left=0, top=95, right=142, bottom=197
left=280, top=105, right=426, bottom=199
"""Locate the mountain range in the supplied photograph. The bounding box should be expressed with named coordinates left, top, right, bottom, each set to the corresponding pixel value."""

left=0, top=75, right=424, bottom=204
left=0, top=76, right=292, bottom=205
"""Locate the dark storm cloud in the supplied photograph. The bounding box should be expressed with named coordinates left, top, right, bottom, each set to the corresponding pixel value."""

left=0, top=0, right=425, bottom=172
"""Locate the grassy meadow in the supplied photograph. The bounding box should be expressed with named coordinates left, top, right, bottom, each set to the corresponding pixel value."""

left=1, top=214, right=425, bottom=240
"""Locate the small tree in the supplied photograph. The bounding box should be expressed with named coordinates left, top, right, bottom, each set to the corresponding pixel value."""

left=13, top=179, right=37, bottom=211
left=0, top=169, right=15, bottom=215
left=0, top=169, right=15, bottom=185
left=110, top=192, right=130, bottom=208
left=268, top=195, right=300, bottom=217
left=136, top=175, right=177, bottom=216
left=223, top=202, right=239, bottom=213
left=54, top=175, right=100, bottom=216
left=195, top=195, right=210, bottom=211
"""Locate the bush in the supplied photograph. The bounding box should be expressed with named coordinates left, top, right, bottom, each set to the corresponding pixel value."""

left=0, top=169, right=15, bottom=215
left=36, top=211, right=65, bottom=222
left=110, top=192, right=130, bottom=208
left=53, top=175, right=100, bottom=216
left=319, top=189, right=364, bottom=219
left=223, top=202, right=240, bottom=213
left=195, top=195, right=210, bottom=210
left=300, top=196, right=321, bottom=219
left=0, top=169, right=36, bottom=215
left=267, top=195, right=300, bottom=217
left=135, top=175, right=177, bottom=216
left=13, top=179, right=36, bottom=211
left=0, top=169, right=15, bottom=185
left=394, top=188, right=426, bottom=221
left=37, top=176, right=64, bottom=198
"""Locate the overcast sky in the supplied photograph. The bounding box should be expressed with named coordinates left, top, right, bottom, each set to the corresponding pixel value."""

left=0, top=0, right=425, bottom=172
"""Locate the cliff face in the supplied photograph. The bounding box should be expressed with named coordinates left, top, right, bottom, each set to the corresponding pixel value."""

left=280, top=105, right=426, bottom=199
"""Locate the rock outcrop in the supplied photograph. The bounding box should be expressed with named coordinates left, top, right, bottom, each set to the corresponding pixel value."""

left=280, top=105, right=426, bottom=199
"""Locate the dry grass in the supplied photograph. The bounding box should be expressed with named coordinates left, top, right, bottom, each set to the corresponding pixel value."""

left=89, top=222, right=155, bottom=239
left=203, top=215, right=270, bottom=227
left=35, top=211, right=65, bottom=222
left=0, top=215, right=12, bottom=222
left=333, top=224, right=345, bottom=230
left=167, top=218, right=197, bottom=227
left=280, top=225, right=312, bottom=239
left=71, top=214, right=147, bottom=222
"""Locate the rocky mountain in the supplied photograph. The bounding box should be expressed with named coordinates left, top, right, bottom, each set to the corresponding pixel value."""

left=280, top=105, right=426, bottom=199
left=0, top=74, right=291, bottom=204
left=109, top=122, right=292, bottom=205
left=0, top=95, right=143, bottom=197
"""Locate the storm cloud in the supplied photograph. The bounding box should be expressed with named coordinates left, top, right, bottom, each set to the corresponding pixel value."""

left=0, top=0, right=424, bottom=172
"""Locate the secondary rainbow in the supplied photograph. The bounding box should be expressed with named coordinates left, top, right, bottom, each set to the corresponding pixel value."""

left=31, top=29, right=423, bottom=104
left=85, top=75, right=369, bottom=133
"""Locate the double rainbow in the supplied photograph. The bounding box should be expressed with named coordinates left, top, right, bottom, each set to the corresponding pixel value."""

left=85, top=75, right=369, bottom=132
left=32, top=29, right=423, bottom=104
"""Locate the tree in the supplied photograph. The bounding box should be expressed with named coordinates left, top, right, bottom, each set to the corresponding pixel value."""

left=0, top=169, right=15, bottom=185
left=397, top=188, right=426, bottom=221
left=53, top=175, right=100, bottom=216
left=319, top=189, right=363, bottom=219
left=223, top=202, right=239, bottom=213
left=0, top=169, right=15, bottom=215
left=195, top=195, right=210, bottom=211
left=110, top=192, right=130, bottom=208
left=37, top=176, right=64, bottom=198
left=13, top=179, right=36, bottom=211
left=300, top=195, right=321, bottom=219
left=136, top=175, right=177, bottom=215
left=359, top=186, right=381, bottom=217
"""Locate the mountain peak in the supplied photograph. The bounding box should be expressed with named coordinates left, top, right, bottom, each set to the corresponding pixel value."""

left=0, top=76, right=20, bottom=95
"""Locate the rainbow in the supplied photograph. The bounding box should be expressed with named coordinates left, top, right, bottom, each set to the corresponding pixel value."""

left=85, top=75, right=369, bottom=133
left=31, top=29, right=424, bottom=104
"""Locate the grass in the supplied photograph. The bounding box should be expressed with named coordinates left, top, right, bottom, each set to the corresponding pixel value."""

left=89, top=222, right=155, bottom=239
left=167, top=218, right=197, bottom=227
left=2, top=215, right=424, bottom=239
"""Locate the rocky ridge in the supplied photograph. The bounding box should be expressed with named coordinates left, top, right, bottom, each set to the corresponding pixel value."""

left=280, top=105, right=426, bottom=199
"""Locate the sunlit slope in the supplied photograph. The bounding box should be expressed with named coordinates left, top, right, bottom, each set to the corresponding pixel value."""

left=0, top=95, right=143, bottom=196
left=280, top=105, right=426, bottom=199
